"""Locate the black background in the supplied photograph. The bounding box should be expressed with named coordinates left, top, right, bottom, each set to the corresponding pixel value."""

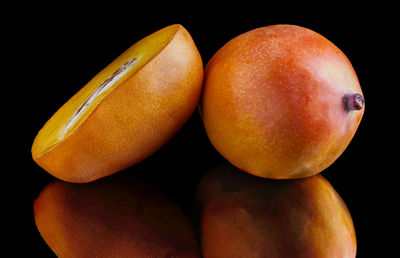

left=7, top=3, right=395, bottom=257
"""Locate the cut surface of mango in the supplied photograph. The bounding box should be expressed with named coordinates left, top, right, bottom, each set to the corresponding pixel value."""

left=32, top=25, right=180, bottom=159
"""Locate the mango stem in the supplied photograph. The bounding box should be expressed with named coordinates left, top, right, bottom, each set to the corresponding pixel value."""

left=344, top=93, right=364, bottom=111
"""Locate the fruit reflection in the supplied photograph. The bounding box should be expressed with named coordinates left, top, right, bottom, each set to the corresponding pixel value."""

left=33, top=172, right=200, bottom=257
left=196, top=163, right=357, bottom=257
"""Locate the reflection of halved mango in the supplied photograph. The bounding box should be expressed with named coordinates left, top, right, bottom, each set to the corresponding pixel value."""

left=32, top=24, right=203, bottom=183
left=34, top=173, right=200, bottom=257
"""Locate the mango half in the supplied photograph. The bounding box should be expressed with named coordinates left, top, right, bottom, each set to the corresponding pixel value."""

left=32, top=24, right=203, bottom=182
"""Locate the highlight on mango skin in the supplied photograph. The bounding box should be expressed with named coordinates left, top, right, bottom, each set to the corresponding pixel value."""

left=32, top=24, right=204, bottom=183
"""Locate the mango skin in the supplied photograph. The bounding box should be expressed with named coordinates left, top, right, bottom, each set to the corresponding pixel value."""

left=33, top=172, right=200, bottom=258
left=201, top=24, right=364, bottom=179
left=197, top=163, right=357, bottom=258
left=33, top=25, right=203, bottom=183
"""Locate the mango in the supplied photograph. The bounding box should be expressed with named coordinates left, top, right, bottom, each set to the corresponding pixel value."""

left=201, top=24, right=364, bottom=179
left=32, top=24, right=203, bottom=182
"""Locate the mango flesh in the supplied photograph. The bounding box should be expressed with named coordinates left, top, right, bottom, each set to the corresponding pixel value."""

left=33, top=172, right=200, bottom=257
left=32, top=24, right=203, bottom=182
left=201, top=24, right=364, bottom=179
left=197, top=163, right=357, bottom=257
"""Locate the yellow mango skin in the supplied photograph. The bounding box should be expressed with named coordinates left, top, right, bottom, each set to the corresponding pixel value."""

left=197, top=163, right=357, bottom=258
left=34, top=172, right=200, bottom=258
left=32, top=24, right=203, bottom=182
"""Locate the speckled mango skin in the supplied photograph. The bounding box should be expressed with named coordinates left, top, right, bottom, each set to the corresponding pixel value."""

left=33, top=25, right=203, bottom=183
left=34, top=173, right=200, bottom=258
left=197, top=163, right=357, bottom=258
left=201, top=25, right=364, bottom=179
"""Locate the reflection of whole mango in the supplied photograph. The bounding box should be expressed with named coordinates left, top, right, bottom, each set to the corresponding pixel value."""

left=201, top=24, right=364, bottom=179
left=32, top=24, right=203, bottom=183
left=197, top=163, right=357, bottom=258
left=33, top=173, right=200, bottom=257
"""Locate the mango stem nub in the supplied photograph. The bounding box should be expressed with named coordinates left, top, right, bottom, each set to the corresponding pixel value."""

left=344, top=93, right=364, bottom=111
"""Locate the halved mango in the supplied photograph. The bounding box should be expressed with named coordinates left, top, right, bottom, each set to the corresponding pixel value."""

left=32, top=24, right=203, bottom=182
